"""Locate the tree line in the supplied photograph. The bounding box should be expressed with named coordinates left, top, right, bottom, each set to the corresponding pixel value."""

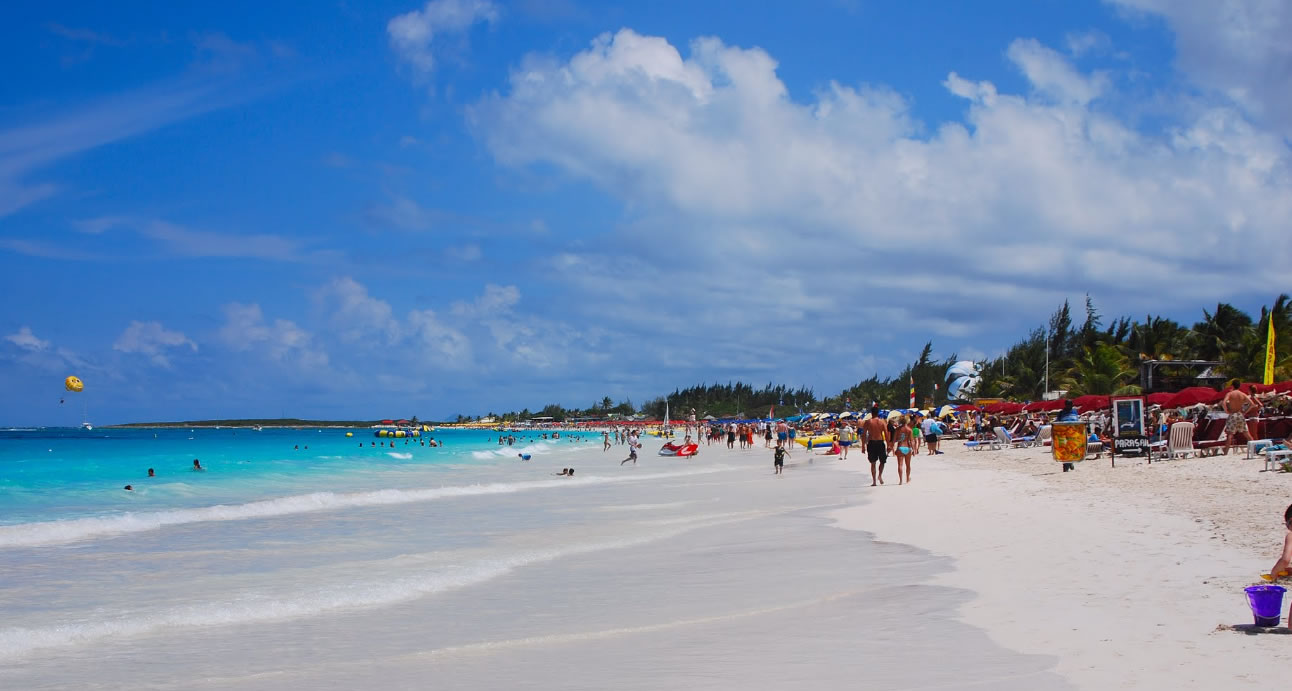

left=446, top=294, right=1290, bottom=422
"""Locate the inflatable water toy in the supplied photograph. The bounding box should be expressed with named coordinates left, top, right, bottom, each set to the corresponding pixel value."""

left=658, top=442, right=699, bottom=457
left=794, top=436, right=851, bottom=449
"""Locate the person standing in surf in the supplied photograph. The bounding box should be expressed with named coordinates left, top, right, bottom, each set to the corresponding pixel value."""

left=773, top=440, right=788, bottom=475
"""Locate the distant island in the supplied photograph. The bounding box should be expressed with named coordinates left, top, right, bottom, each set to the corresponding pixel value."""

left=107, top=418, right=388, bottom=429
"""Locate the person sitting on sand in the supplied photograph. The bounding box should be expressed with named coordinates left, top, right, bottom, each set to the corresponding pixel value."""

left=1269, top=504, right=1292, bottom=581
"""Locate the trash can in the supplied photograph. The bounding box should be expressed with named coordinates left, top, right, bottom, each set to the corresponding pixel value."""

left=1245, top=585, right=1286, bottom=627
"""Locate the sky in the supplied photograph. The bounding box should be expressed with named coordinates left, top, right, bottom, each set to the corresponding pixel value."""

left=2, top=0, right=1290, bottom=424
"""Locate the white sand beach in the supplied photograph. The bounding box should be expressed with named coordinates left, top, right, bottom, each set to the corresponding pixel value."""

left=832, top=442, right=1292, bottom=688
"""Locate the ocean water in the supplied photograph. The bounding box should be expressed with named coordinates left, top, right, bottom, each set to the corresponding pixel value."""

left=0, top=429, right=1067, bottom=689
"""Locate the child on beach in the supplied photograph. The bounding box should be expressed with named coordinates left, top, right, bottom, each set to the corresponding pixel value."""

left=1268, top=503, right=1292, bottom=581
left=773, top=441, right=788, bottom=475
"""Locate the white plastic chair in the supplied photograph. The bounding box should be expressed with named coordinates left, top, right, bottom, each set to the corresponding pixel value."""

left=1165, top=422, right=1196, bottom=459
left=1032, top=425, right=1051, bottom=448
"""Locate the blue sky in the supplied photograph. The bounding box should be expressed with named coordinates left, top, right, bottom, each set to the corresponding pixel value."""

left=3, top=0, right=1290, bottom=424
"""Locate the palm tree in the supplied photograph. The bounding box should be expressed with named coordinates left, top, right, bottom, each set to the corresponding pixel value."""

left=1191, top=303, right=1254, bottom=361
left=1061, top=343, right=1135, bottom=396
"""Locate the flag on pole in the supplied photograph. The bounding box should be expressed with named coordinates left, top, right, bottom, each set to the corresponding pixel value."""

left=1265, top=318, right=1277, bottom=385
left=909, top=376, right=916, bottom=408
left=768, top=405, right=775, bottom=419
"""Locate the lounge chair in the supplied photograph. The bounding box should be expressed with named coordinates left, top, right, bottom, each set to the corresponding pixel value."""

left=994, top=426, right=1033, bottom=448
left=1033, top=425, right=1051, bottom=447
left=1165, top=422, right=1196, bottom=459
left=1264, top=447, right=1292, bottom=472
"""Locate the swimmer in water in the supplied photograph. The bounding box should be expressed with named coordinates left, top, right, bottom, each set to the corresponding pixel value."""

left=147, top=468, right=155, bottom=477
left=192, top=459, right=204, bottom=471
left=553, top=468, right=570, bottom=476
left=124, top=485, right=133, bottom=491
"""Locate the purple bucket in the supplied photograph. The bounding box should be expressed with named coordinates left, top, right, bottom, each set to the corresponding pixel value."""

left=1245, top=585, right=1286, bottom=627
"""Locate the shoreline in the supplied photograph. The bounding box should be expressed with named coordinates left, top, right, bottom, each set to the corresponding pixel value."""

left=830, top=441, right=1291, bottom=688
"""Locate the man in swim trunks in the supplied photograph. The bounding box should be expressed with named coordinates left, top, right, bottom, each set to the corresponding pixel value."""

left=1221, top=379, right=1261, bottom=455
left=861, top=405, right=889, bottom=486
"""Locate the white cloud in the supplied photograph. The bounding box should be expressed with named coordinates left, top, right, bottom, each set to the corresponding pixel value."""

left=113, top=321, right=197, bottom=367
left=446, top=244, right=482, bottom=261
left=1108, top=0, right=1292, bottom=136
left=466, top=28, right=1292, bottom=349
left=218, top=302, right=328, bottom=368
left=407, top=308, right=473, bottom=367
left=387, top=0, right=499, bottom=77
left=317, top=277, right=402, bottom=344
left=74, top=216, right=319, bottom=261
left=450, top=283, right=519, bottom=317
left=1006, top=38, right=1109, bottom=105
left=5, top=326, right=49, bottom=351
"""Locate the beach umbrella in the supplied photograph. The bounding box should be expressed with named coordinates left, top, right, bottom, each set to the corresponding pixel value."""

left=935, top=405, right=956, bottom=418
left=1164, top=386, right=1222, bottom=408
left=886, top=409, right=905, bottom=421
left=1072, top=395, right=1110, bottom=411
left=1275, top=381, right=1292, bottom=394
left=1146, top=392, right=1174, bottom=406
left=955, top=404, right=979, bottom=412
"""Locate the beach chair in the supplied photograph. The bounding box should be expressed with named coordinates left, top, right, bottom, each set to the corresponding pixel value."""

left=1033, top=425, right=1051, bottom=448
left=1165, top=422, right=1196, bottom=459
left=994, top=426, right=1033, bottom=449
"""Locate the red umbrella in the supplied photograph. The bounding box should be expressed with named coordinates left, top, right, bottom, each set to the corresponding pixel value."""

left=1276, top=381, right=1292, bottom=393
left=955, top=404, right=979, bottom=412
left=984, top=402, right=1024, bottom=415
left=1022, top=401, right=1046, bottom=412
left=1240, top=382, right=1274, bottom=395
left=380, top=419, right=394, bottom=424
left=1146, top=392, right=1174, bottom=406
left=1072, top=395, right=1110, bottom=411
left=1164, top=386, right=1222, bottom=408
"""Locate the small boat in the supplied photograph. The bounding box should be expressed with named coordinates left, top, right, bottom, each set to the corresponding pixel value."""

left=81, top=422, right=93, bottom=431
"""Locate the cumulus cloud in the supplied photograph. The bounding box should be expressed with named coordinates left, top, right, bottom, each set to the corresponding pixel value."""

left=317, top=277, right=402, bottom=344
left=467, top=29, right=1291, bottom=336
left=387, top=0, right=499, bottom=77
left=5, top=326, right=50, bottom=351
left=1109, top=0, right=1292, bottom=136
left=112, top=321, right=197, bottom=367
left=218, top=302, right=328, bottom=368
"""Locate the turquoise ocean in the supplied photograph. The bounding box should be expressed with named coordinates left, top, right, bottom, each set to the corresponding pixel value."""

left=0, top=427, right=1066, bottom=689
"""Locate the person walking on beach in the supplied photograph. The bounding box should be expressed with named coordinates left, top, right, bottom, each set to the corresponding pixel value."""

left=621, top=443, right=638, bottom=465
left=1221, top=379, right=1261, bottom=455
left=773, top=440, right=788, bottom=475
left=890, top=416, right=914, bottom=485
left=920, top=414, right=941, bottom=455
left=603, top=430, right=611, bottom=451
left=861, top=406, right=888, bottom=486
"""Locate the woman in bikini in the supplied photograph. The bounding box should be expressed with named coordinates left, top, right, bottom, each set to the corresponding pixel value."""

left=890, top=416, right=914, bottom=485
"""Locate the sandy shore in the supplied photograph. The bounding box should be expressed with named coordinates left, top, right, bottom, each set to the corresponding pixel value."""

left=831, top=440, right=1292, bottom=688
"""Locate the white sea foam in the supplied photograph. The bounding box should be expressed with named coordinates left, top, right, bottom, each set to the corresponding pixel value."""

left=386, top=452, right=413, bottom=460
left=0, top=512, right=746, bottom=661
left=0, top=466, right=730, bottom=549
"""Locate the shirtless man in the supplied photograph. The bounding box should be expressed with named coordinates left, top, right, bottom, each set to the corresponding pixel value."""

left=861, top=405, right=889, bottom=487
left=1221, top=380, right=1262, bottom=455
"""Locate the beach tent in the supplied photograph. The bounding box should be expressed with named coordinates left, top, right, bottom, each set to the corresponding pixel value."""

left=1164, top=387, right=1222, bottom=408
